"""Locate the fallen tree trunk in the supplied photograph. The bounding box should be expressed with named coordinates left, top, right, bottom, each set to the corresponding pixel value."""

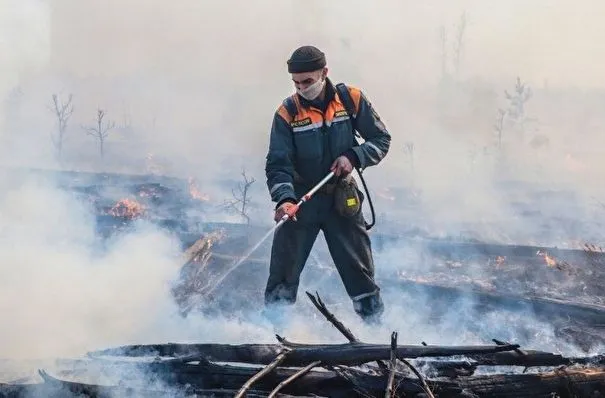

left=458, top=367, right=605, bottom=398
left=329, top=365, right=605, bottom=398
left=275, top=338, right=572, bottom=368
left=26, top=287, right=605, bottom=398
left=88, top=341, right=520, bottom=367
left=33, top=360, right=605, bottom=398
left=42, top=359, right=464, bottom=398
left=36, top=369, right=319, bottom=398
left=44, top=358, right=347, bottom=397
left=87, top=340, right=604, bottom=370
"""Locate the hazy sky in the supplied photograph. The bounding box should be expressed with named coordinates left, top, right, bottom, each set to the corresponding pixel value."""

left=2, top=0, right=605, bottom=91
left=1, top=0, right=604, bottom=198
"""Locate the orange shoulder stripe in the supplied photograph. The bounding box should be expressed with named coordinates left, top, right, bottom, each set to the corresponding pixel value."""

left=347, top=86, right=362, bottom=113
left=277, top=105, right=292, bottom=123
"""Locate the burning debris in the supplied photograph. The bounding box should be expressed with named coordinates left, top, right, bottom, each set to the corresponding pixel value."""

left=188, top=177, right=210, bottom=202
left=536, top=250, right=557, bottom=268
left=108, top=197, right=146, bottom=219
left=536, top=250, right=574, bottom=274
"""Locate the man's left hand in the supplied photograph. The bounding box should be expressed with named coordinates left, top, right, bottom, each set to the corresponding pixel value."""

left=330, top=155, right=354, bottom=177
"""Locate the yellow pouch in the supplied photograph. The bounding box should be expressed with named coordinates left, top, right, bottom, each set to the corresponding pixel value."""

left=333, top=174, right=362, bottom=217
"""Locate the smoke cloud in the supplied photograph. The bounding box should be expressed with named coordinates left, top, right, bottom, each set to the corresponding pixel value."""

left=1, top=0, right=605, bottom=388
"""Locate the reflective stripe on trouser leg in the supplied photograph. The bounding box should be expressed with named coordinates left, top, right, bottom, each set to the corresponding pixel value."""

left=352, top=290, right=384, bottom=318
left=264, top=218, right=320, bottom=305
left=322, top=203, right=382, bottom=317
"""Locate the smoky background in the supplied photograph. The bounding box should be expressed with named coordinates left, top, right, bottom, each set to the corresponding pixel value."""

left=1, top=0, right=605, bottom=387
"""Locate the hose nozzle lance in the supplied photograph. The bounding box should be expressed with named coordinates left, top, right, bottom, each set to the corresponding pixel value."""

left=277, top=171, right=335, bottom=226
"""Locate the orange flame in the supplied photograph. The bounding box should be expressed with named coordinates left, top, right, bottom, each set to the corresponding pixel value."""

left=536, top=250, right=557, bottom=267
left=109, top=198, right=145, bottom=219
left=188, top=177, right=210, bottom=201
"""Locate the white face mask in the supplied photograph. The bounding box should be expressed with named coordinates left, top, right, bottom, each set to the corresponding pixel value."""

left=297, top=76, right=326, bottom=101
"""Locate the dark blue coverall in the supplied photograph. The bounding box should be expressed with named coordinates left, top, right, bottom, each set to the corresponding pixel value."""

left=264, top=77, right=391, bottom=320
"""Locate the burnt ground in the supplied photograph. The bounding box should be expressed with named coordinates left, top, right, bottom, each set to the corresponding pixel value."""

left=2, top=168, right=605, bottom=396
left=11, top=168, right=605, bottom=332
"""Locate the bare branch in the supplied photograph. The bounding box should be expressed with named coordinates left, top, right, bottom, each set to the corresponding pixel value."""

left=234, top=349, right=290, bottom=398
left=82, top=107, right=115, bottom=158
left=223, top=167, right=256, bottom=224
left=396, top=356, right=436, bottom=398
left=305, top=291, right=389, bottom=372
left=305, top=291, right=359, bottom=343
left=267, top=360, right=322, bottom=398
left=49, top=93, right=74, bottom=159
left=385, top=331, right=398, bottom=398
left=494, top=108, right=507, bottom=148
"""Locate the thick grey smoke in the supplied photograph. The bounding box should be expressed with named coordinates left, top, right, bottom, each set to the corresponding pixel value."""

left=4, top=0, right=605, bottom=229
left=1, top=0, right=605, bottom=386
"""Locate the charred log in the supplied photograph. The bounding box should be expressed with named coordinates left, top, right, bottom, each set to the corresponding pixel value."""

left=413, top=359, right=478, bottom=378
left=36, top=369, right=317, bottom=398
left=220, top=339, right=570, bottom=368
left=86, top=356, right=350, bottom=396
left=88, top=338, right=605, bottom=367
left=331, top=365, right=462, bottom=397
left=45, top=358, right=463, bottom=398
left=88, top=341, right=520, bottom=367
left=458, top=366, right=605, bottom=398
left=31, top=363, right=605, bottom=398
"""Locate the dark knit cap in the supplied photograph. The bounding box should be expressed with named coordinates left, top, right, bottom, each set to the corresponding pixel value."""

left=287, top=46, right=327, bottom=73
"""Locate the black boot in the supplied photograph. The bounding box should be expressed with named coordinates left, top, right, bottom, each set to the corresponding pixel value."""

left=353, top=292, right=384, bottom=324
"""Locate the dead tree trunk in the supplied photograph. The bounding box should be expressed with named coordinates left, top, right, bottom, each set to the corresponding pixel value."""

left=83, top=108, right=115, bottom=159
left=49, top=93, right=74, bottom=161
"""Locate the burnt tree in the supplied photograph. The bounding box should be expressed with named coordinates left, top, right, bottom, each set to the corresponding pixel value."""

left=224, top=168, right=256, bottom=225
left=49, top=93, right=74, bottom=160
left=494, top=108, right=506, bottom=149
left=83, top=108, right=115, bottom=158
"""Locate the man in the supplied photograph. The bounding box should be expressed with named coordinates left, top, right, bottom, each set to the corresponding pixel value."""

left=264, top=45, right=391, bottom=322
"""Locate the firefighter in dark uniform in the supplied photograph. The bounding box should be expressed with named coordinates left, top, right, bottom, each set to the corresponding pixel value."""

left=264, top=45, right=392, bottom=322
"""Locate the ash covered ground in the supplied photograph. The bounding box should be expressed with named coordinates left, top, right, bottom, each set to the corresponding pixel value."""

left=1, top=167, right=603, bottom=387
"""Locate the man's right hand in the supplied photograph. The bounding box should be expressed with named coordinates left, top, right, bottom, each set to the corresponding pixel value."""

left=274, top=201, right=299, bottom=222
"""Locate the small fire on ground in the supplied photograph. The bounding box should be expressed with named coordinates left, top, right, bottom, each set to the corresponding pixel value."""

left=493, top=255, right=506, bottom=267
left=109, top=198, right=145, bottom=219
left=188, top=177, right=210, bottom=202
left=536, top=250, right=574, bottom=274
left=536, top=250, right=557, bottom=268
